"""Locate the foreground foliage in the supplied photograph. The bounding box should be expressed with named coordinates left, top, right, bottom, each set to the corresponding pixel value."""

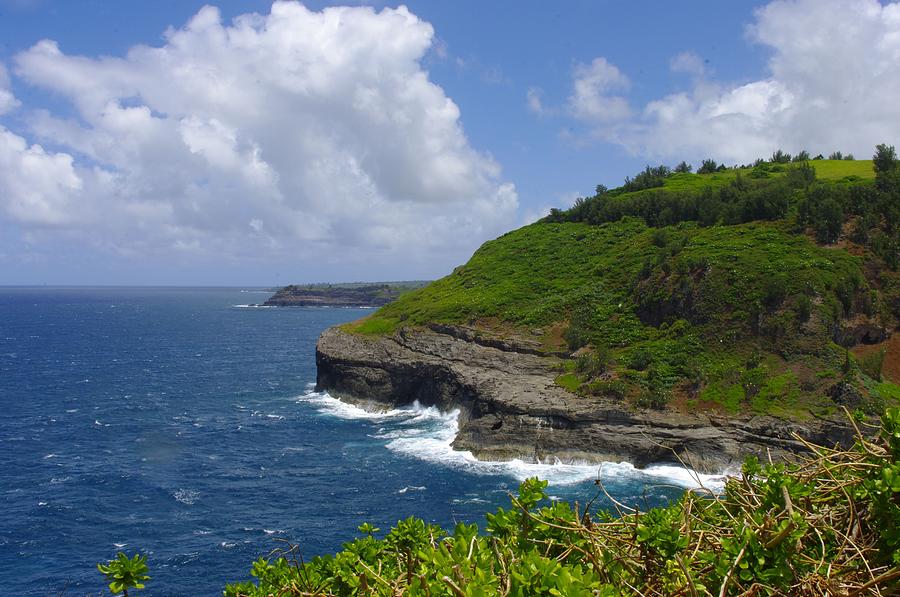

left=225, top=409, right=900, bottom=596
left=96, top=552, right=150, bottom=596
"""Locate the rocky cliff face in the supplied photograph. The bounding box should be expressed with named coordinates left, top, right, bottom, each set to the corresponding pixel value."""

left=316, top=326, right=855, bottom=474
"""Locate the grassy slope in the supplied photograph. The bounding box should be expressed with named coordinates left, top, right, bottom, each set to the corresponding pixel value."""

left=346, top=161, right=899, bottom=419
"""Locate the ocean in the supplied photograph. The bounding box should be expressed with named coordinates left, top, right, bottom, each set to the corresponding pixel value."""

left=0, top=287, right=722, bottom=596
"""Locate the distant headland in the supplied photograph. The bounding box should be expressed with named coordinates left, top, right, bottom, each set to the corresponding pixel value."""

left=262, top=281, right=429, bottom=308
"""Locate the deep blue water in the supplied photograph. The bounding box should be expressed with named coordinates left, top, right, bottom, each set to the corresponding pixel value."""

left=0, top=287, right=719, bottom=596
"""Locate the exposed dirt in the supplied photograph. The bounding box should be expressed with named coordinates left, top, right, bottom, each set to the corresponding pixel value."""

left=852, top=333, right=900, bottom=383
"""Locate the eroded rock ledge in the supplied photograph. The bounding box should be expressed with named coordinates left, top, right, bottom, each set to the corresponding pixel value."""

left=315, top=326, right=855, bottom=474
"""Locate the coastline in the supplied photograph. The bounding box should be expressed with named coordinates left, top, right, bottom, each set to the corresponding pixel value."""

left=315, top=325, right=857, bottom=474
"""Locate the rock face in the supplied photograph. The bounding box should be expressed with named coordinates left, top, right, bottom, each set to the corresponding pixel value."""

left=316, top=326, right=855, bottom=474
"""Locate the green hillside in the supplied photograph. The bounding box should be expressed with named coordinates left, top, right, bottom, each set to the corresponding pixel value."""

left=348, top=149, right=900, bottom=420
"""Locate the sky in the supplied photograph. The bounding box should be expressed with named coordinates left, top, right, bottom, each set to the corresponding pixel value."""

left=1, top=0, right=899, bottom=286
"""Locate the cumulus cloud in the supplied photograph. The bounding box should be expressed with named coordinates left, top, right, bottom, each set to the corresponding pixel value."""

left=0, top=2, right=517, bottom=266
left=547, top=0, right=900, bottom=164
left=568, top=57, right=631, bottom=123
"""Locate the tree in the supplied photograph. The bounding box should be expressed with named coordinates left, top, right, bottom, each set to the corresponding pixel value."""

left=787, top=161, right=816, bottom=189
left=873, top=143, right=897, bottom=174
left=771, top=149, right=791, bottom=163
left=97, top=553, right=150, bottom=596
left=792, top=150, right=810, bottom=162
left=829, top=151, right=844, bottom=160
left=815, top=197, right=844, bottom=244
left=697, top=159, right=718, bottom=174
left=674, top=160, right=692, bottom=173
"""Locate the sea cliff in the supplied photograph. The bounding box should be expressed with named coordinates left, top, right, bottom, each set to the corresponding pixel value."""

left=316, top=324, right=855, bottom=473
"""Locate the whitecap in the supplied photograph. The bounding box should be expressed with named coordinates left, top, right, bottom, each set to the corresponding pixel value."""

left=114, top=543, right=127, bottom=548
left=43, top=453, right=58, bottom=459
left=398, top=486, right=426, bottom=494
left=263, top=529, right=284, bottom=535
left=173, top=489, right=199, bottom=505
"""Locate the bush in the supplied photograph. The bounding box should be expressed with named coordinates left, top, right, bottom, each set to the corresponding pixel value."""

left=651, top=228, right=669, bottom=247
left=564, top=322, right=591, bottom=351
left=762, top=276, right=787, bottom=310
left=627, top=347, right=653, bottom=370
left=97, top=553, right=150, bottom=596
left=796, top=293, right=812, bottom=322
left=575, top=346, right=610, bottom=378
left=226, top=410, right=900, bottom=597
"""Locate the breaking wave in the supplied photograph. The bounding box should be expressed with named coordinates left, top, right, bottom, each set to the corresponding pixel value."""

left=298, top=388, right=728, bottom=490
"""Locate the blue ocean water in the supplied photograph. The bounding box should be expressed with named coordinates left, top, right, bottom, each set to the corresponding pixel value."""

left=0, top=287, right=721, bottom=596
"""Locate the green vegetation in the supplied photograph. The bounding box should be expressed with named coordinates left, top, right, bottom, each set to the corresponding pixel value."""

left=345, top=147, right=900, bottom=419
left=225, top=409, right=900, bottom=596
left=97, top=552, right=150, bottom=596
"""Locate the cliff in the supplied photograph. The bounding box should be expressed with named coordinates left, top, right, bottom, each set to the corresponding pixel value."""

left=316, top=325, right=855, bottom=473
left=314, top=157, right=900, bottom=472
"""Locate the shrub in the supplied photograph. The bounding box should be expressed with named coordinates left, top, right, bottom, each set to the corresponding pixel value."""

left=564, top=316, right=592, bottom=351
left=651, top=228, right=669, bottom=247
left=796, top=293, right=812, bottom=322
left=762, top=277, right=787, bottom=310
left=575, top=347, right=610, bottom=378
left=627, top=347, right=653, bottom=370
left=226, top=411, right=900, bottom=597
left=97, top=553, right=150, bottom=597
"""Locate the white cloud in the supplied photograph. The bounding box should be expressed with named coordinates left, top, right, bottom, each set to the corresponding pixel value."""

left=568, top=57, right=631, bottom=123
left=526, top=86, right=546, bottom=115
left=669, top=51, right=706, bottom=77
left=546, top=0, right=900, bottom=164
left=0, top=2, right=517, bottom=266
left=0, top=64, right=19, bottom=115
left=0, top=127, right=81, bottom=225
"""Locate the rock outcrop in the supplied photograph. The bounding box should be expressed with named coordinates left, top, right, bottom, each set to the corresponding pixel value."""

left=316, top=326, right=856, bottom=474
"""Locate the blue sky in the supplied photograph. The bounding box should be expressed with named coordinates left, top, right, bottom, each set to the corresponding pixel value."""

left=1, top=0, right=898, bottom=285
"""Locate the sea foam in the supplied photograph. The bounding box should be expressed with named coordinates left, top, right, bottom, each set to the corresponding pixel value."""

left=298, top=389, right=728, bottom=490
